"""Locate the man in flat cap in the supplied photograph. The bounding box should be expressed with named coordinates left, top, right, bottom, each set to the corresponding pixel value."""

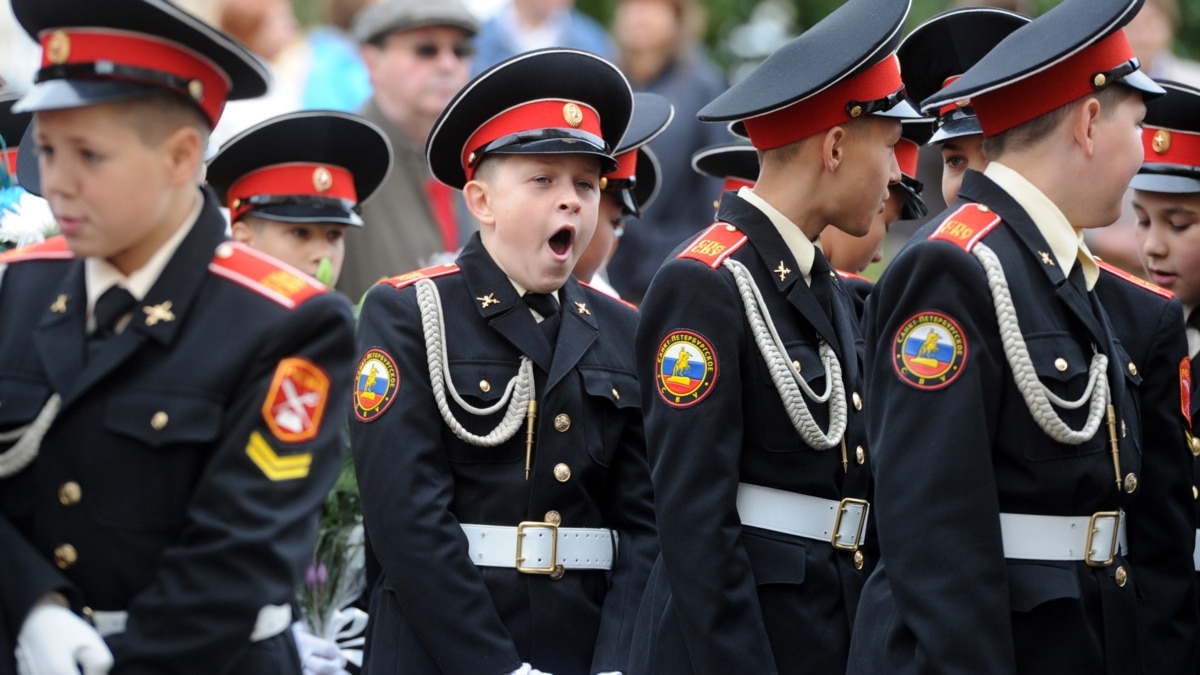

left=629, top=0, right=919, bottom=672
left=337, top=0, right=480, bottom=301
left=850, top=0, right=1195, bottom=672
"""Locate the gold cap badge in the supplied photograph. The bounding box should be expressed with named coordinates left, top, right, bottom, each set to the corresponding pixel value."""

left=313, top=167, right=333, bottom=193
left=47, top=30, right=71, bottom=65
left=1152, top=128, right=1172, bottom=154
left=562, top=102, right=584, bottom=128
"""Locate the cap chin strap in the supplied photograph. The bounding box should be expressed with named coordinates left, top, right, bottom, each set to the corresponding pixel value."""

left=971, top=242, right=1109, bottom=443
left=723, top=258, right=847, bottom=450
left=416, top=279, right=533, bottom=446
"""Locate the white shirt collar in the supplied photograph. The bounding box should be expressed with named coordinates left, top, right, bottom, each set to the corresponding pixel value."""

left=738, top=186, right=818, bottom=286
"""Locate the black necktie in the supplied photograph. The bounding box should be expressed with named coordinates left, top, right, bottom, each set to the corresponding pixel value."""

left=524, top=292, right=561, bottom=344
left=88, top=286, right=136, bottom=363
left=810, top=256, right=834, bottom=318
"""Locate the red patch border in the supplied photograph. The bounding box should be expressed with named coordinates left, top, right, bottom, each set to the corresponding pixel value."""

left=655, top=330, right=719, bottom=408
left=354, top=348, right=400, bottom=423
left=262, top=357, right=330, bottom=443
left=892, top=311, right=969, bottom=391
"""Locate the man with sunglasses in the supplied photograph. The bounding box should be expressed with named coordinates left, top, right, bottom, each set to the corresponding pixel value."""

left=337, top=0, right=480, bottom=302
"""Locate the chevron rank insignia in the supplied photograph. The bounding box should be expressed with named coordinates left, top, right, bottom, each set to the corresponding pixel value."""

left=246, top=430, right=312, bottom=481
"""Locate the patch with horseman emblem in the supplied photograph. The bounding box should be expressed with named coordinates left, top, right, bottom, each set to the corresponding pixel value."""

left=656, top=330, right=718, bottom=408
left=893, top=312, right=967, bottom=390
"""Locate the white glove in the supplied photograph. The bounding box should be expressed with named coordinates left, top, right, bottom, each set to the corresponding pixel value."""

left=291, top=622, right=349, bottom=675
left=508, top=664, right=554, bottom=675
left=15, top=599, right=113, bottom=675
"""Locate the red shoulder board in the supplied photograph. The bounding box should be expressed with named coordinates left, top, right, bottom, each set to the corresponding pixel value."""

left=208, top=242, right=326, bottom=309
left=928, top=203, right=1001, bottom=251
left=1096, top=259, right=1173, bottom=300
left=836, top=269, right=870, bottom=283
left=677, top=222, right=748, bottom=269
left=578, top=280, right=638, bottom=311
left=380, top=263, right=460, bottom=291
left=0, top=236, right=74, bottom=264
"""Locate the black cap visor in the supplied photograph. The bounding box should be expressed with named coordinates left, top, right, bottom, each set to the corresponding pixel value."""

left=14, top=79, right=170, bottom=117
left=470, top=129, right=617, bottom=175
left=242, top=196, right=364, bottom=227
left=929, top=108, right=983, bottom=144
left=1130, top=166, right=1200, bottom=194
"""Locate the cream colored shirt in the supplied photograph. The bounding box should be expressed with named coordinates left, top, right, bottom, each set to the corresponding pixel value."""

left=85, top=190, right=203, bottom=333
left=984, top=162, right=1099, bottom=290
left=738, top=187, right=819, bottom=286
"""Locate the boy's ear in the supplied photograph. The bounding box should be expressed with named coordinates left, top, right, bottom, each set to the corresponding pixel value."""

left=229, top=220, right=257, bottom=245
left=822, top=125, right=847, bottom=173
left=1074, top=97, right=1103, bottom=158
left=462, top=179, right=496, bottom=227
left=161, top=125, right=204, bottom=186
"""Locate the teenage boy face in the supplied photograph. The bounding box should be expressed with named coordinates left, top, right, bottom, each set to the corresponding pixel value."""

left=940, top=134, right=987, bottom=205
left=1089, top=91, right=1147, bottom=228
left=574, top=191, right=623, bottom=284
left=822, top=184, right=903, bottom=273
left=833, top=116, right=902, bottom=238
left=231, top=217, right=347, bottom=286
left=1132, top=189, right=1200, bottom=306
left=469, top=153, right=601, bottom=293
left=34, top=103, right=199, bottom=275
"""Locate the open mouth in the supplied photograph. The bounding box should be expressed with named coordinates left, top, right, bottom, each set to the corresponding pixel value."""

left=548, top=226, right=575, bottom=258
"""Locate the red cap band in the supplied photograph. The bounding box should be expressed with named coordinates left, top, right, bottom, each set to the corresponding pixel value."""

left=971, top=30, right=1135, bottom=137
left=462, top=99, right=602, bottom=181
left=896, top=137, right=919, bottom=180
left=607, top=149, right=638, bottom=180
left=228, top=163, right=357, bottom=221
left=742, top=54, right=904, bottom=151
left=1142, top=125, right=1200, bottom=168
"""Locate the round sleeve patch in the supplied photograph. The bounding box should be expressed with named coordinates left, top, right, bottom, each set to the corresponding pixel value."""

left=893, top=311, right=968, bottom=390
left=655, top=330, right=718, bottom=408
left=354, top=348, right=400, bottom=422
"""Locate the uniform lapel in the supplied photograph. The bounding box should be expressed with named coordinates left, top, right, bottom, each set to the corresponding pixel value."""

left=545, top=278, right=598, bottom=392
left=457, top=236, right=553, bottom=373
left=33, top=261, right=87, bottom=399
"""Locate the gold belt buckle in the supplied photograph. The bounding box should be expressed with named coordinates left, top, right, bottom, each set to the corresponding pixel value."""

left=1084, top=511, right=1121, bottom=567
left=831, top=498, right=869, bottom=551
left=516, top=521, right=558, bottom=574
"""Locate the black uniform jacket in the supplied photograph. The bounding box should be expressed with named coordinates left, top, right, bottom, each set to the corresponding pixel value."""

left=848, top=170, right=1191, bottom=675
left=349, top=234, right=656, bottom=675
left=836, top=270, right=873, bottom=324
left=0, top=189, right=354, bottom=674
left=629, top=193, right=871, bottom=675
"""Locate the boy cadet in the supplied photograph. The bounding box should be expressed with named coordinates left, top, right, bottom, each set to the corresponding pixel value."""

left=849, top=0, right=1196, bottom=672
left=0, top=0, right=356, bottom=673
left=629, top=0, right=920, bottom=672
left=900, top=10, right=1196, bottom=671
left=206, top=111, right=393, bottom=289
left=575, top=92, right=673, bottom=290
left=349, top=49, right=656, bottom=675
left=1131, top=79, right=1200, bottom=636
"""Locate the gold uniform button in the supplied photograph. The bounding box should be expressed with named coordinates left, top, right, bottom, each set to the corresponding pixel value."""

left=1054, top=358, right=1068, bottom=372
left=853, top=550, right=865, bottom=570
left=215, top=243, right=234, bottom=259
left=856, top=446, right=866, bottom=465
left=150, top=411, right=169, bottom=430
left=852, top=392, right=863, bottom=411
left=1114, top=566, right=1128, bottom=587
left=553, top=463, right=571, bottom=482
left=58, top=481, right=82, bottom=506
left=792, top=360, right=802, bottom=373
left=1123, top=473, right=1138, bottom=494
left=544, top=510, right=562, bottom=525
left=479, top=380, right=491, bottom=393
left=612, top=388, right=620, bottom=400
left=54, top=544, right=77, bottom=569
left=1192, top=435, right=1200, bottom=457
left=1193, top=485, right=1198, bottom=500
left=977, top=204, right=990, bottom=213
left=81, top=606, right=94, bottom=622
left=724, top=224, right=736, bottom=232
left=1127, top=362, right=1137, bottom=376
left=554, top=414, right=571, bottom=432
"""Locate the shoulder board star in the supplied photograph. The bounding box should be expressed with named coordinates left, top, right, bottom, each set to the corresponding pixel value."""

left=928, top=203, right=1001, bottom=252
left=209, top=242, right=326, bottom=309
left=143, top=301, right=175, bottom=326
left=677, top=222, right=748, bottom=269
left=381, top=263, right=461, bottom=291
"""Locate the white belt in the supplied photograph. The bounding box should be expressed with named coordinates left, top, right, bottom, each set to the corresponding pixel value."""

left=90, top=603, right=292, bottom=641
left=999, top=510, right=1126, bottom=566
left=460, top=522, right=616, bottom=574
left=736, top=482, right=869, bottom=551
left=1193, top=529, right=1200, bottom=572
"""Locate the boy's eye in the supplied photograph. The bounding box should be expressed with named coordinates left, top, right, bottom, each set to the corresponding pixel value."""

left=532, top=176, right=551, bottom=185
left=1170, top=221, right=1194, bottom=233
left=289, top=228, right=311, bottom=239
left=327, top=229, right=344, bottom=242
left=944, top=155, right=966, bottom=169
left=576, top=180, right=595, bottom=191
left=81, top=149, right=103, bottom=163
